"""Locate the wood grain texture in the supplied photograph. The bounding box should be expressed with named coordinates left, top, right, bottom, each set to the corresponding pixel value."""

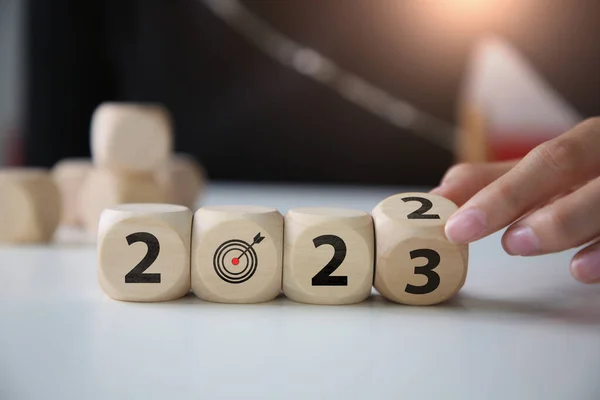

left=97, top=203, right=192, bottom=302
left=372, top=193, right=468, bottom=305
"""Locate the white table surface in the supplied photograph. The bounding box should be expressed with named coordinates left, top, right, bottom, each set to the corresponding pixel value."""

left=1, top=182, right=599, bottom=400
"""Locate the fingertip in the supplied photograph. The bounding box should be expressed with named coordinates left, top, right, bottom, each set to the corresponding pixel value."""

left=502, top=225, right=540, bottom=256
left=444, top=208, right=487, bottom=244
left=430, top=185, right=468, bottom=208
left=570, top=249, right=600, bottom=284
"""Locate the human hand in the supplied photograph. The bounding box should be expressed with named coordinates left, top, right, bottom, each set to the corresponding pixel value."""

left=431, top=117, right=600, bottom=284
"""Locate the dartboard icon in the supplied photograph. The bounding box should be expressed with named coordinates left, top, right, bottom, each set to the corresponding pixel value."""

left=213, top=233, right=265, bottom=284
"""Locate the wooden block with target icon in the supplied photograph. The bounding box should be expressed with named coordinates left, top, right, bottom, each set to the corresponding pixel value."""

left=372, top=193, right=469, bottom=305
left=191, top=206, right=284, bottom=303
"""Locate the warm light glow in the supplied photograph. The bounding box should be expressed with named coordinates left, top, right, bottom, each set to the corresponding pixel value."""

left=417, top=0, right=501, bottom=33
left=383, top=0, right=535, bottom=38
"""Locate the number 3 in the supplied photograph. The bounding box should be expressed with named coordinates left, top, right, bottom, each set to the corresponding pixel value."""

left=405, top=249, right=440, bottom=294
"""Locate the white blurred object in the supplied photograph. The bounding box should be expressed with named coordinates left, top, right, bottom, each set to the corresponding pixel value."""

left=462, top=36, right=582, bottom=136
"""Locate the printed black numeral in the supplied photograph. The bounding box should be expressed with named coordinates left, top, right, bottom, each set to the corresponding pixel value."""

left=311, top=235, right=348, bottom=286
left=124, top=232, right=161, bottom=284
left=402, top=197, right=440, bottom=219
left=405, top=249, right=440, bottom=294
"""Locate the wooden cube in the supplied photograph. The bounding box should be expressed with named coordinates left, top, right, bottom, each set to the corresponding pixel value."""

left=283, top=207, right=374, bottom=305
left=372, top=193, right=468, bottom=305
left=78, top=169, right=167, bottom=234
left=155, top=153, right=206, bottom=210
left=0, top=168, right=61, bottom=243
left=191, top=205, right=283, bottom=303
left=98, top=203, right=192, bottom=302
left=51, top=158, right=93, bottom=226
left=91, top=102, right=172, bottom=174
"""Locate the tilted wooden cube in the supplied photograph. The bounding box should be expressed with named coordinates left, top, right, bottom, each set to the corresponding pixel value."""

left=0, top=168, right=61, bottom=243
left=91, top=102, right=172, bottom=175
left=372, top=193, right=468, bottom=305
left=283, top=207, right=374, bottom=305
left=97, top=203, right=192, bottom=302
left=191, top=205, right=283, bottom=303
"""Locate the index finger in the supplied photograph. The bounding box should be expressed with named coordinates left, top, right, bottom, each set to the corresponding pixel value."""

left=444, top=118, right=600, bottom=244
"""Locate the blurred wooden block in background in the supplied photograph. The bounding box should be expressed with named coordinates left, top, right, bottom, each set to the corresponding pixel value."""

left=52, top=158, right=93, bottom=227
left=91, top=102, right=172, bottom=175
left=98, top=203, right=192, bottom=302
left=0, top=168, right=61, bottom=243
left=283, top=207, right=374, bottom=305
left=372, top=193, right=468, bottom=305
left=156, top=153, right=206, bottom=210
left=78, top=169, right=167, bottom=234
left=191, top=205, right=283, bottom=303
left=456, top=104, right=489, bottom=163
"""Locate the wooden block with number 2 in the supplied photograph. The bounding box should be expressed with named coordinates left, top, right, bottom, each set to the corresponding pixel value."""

left=97, top=204, right=192, bottom=302
left=372, top=193, right=468, bottom=305
left=283, top=208, right=374, bottom=305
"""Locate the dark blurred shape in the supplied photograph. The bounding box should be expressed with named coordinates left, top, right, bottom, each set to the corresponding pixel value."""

left=23, top=0, right=600, bottom=185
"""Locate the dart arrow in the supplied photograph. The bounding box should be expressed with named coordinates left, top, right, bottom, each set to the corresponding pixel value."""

left=237, top=232, right=265, bottom=259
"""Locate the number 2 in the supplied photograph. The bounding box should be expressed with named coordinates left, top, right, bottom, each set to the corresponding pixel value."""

left=311, top=235, right=348, bottom=286
left=125, top=232, right=161, bottom=284
left=405, top=249, right=440, bottom=294
left=402, top=197, right=440, bottom=219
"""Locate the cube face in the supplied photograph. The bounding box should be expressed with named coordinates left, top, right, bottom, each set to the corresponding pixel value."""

left=78, top=169, right=167, bottom=234
left=52, top=158, right=92, bottom=226
left=375, top=237, right=468, bottom=305
left=98, top=204, right=192, bottom=302
left=0, top=169, right=60, bottom=243
left=373, top=193, right=468, bottom=305
left=191, top=206, right=283, bottom=303
left=155, top=155, right=204, bottom=210
left=283, top=208, right=374, bottom=305
left=91, top=103, right=172, bottom=174
left=0, top=180, right=34, bottom=242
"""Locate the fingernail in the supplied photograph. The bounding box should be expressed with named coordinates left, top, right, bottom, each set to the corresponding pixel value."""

left=503, top=226, right=540, bottom=256
left=571, top=249, right=600, bottom=283
left=445, top=208, right=487, bottom=244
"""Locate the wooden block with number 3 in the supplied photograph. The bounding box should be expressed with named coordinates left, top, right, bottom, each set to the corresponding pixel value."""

left=372, top=193, right=468, bottom=305
left=98, top=204, right=192, bottom=302
left=283, top=208, right=374, bottom=305
left=191, top=206, right=283, bottom=303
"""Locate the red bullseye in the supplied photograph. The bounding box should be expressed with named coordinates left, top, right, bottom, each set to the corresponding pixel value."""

left=231, top=258, right=240, bottom=266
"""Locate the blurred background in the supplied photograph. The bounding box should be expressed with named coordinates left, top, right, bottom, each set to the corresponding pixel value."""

left=0, top=0, right=597, bottom=186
